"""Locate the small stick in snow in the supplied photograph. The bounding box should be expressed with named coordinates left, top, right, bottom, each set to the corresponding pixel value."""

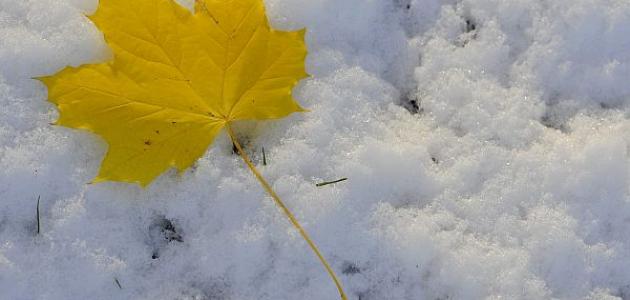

left=36, top=195, right=41, bottom=235
left=262, top=147, right=267, bottom=166
left=316, top=178, right=348, bottom=187
left=114, top=278, right=122, bottom=289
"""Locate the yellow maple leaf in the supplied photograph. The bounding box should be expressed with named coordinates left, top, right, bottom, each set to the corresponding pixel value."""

left=38, top=0, right=347, bottom=298
left=40, top=0, right=306, bottom=186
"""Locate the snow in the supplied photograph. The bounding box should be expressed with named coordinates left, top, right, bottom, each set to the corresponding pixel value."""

left=2, top=0, right=630, bottom=299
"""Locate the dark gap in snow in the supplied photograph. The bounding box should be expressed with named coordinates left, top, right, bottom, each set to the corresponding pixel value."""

left=539, top=93, right=570, bottom=132
left=599, top=101, right=624, bottom=110
left=456, top=17, right=479, bottom=47
left=540, top=113, right=568, bottom=132
left=341, top=261, right=362, bottom=275
left=377, top=0, right=430, bottom=116
left=540, top=102, right=572, bottom=133
left=357, top=289, right=381, bottom=300
left=0, top=216, right=6, bottom=236
left=148, top=216, right=183, bottom=259
left=230, top=133, right=251, bottom=157
left=188, top=162, right=199, bottom=172
left=465, top=19, right=476, bottom=33
left=228, top=126, right=269, bottom=165
left=392, top=0, right=412, bottom=11
left=401, top=94, right=422, bottom=115
left=615, top=284, right=630, bottom=299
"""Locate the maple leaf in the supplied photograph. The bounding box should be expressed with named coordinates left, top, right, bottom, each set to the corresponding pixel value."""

left=40, top=0, right=307, bottom=186
left=38, top=0, right=348, bottom=298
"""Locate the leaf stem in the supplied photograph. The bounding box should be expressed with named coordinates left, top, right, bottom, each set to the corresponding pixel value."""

left=226, top=124, right=347, bottom=300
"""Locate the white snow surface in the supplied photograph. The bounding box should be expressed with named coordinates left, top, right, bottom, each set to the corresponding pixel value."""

left=2, top=0, right=630, bottom=299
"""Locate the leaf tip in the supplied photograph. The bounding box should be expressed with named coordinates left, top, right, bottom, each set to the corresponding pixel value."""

left=138, top=181, right=152, bottom=188
left=298, top=28, right=307, bottom=39
left=297, top=105, right=310, bottom=113
left=32, top=75, right=52, bottom=86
